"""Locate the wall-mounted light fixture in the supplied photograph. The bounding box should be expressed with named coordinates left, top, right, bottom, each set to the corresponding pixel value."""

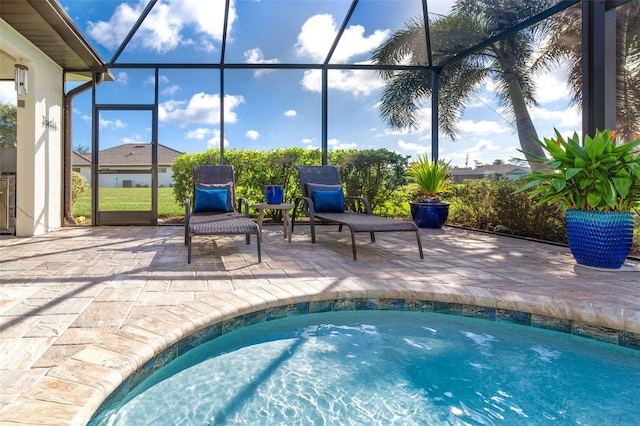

left=15, top=64, right=28, bottom=95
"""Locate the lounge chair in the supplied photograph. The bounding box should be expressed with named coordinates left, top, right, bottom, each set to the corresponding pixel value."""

left=185, top=165, right=261, bottom=263
left=292, top=165, right=423, bottom=260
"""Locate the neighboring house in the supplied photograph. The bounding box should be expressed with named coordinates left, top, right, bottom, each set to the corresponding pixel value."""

left=450, top=164, right=530, bottom=184
left=72, top=143, right=182, bottom=187
left=71, top=151, right=91, bottom=183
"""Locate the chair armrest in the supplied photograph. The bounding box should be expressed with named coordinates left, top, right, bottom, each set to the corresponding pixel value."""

left=294, top=195, right=314, bottom=213
left=345, top=195, right=372, bottom=214
left=237, top=197, right=250, bottom=217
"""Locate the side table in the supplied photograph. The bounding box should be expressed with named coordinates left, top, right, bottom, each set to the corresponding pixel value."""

left=252, top=203, right=295, bottom=243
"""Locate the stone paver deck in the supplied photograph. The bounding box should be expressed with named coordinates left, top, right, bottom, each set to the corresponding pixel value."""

left=0, top=224, right=639, bottom=425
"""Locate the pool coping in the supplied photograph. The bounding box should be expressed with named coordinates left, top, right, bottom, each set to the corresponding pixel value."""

left=9, top=285, right=640, bottom=426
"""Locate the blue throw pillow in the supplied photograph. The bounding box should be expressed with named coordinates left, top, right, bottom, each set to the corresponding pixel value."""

left=312, top=189, right=345, bottom=213
left=196, top=182, right=234, bottom=212
left=193, top=188, right=230, bottom=213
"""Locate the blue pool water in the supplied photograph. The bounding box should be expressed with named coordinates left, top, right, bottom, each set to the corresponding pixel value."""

left=91, top=311, right=640, bottom=425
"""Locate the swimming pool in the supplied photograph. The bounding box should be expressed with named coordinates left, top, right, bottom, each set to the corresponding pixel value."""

left=90, top=310, right=640, bottom=425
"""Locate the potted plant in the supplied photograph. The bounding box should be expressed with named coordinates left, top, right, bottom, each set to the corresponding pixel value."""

left=515, top=128, right=640, bottom=269
left=406, top=154, right=452, bottom=228
left=264, top=166, right=284, bottom=204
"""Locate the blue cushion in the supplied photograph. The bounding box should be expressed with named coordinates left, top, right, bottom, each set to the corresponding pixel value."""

left=193, top=188, right=230, bottom=213
left=197, top=182, right=234, bottom=212
left=306, top=183, right=342, bottom=196
left=312, top=189, right=345, bottom=213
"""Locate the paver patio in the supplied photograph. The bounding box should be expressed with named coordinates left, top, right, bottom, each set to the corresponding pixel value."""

left=0, top=224, right=639, bottom=425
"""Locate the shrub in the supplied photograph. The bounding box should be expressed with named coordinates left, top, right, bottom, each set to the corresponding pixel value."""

left=71, top=171, right=89, bottom=206
left=171, top=147, right=408, bottom=218
left=448, top=178, right=566, bottom=242
left=333, top=148, right=410, bottom=212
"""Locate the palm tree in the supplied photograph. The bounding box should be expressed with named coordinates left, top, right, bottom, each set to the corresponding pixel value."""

left=372, top=0, right=557, bottom=170
left=536, top=1, right=640, bottom=142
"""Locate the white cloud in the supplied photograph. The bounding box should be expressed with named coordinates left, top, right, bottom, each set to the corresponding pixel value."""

left=457, top=119, right=509, bottom=136
left=206, top=129, right=229, bottom=150
left=397, top=140, right=430, bottom=155
left=161, top=84, right=181, bottom=96
left=472, top=139, right=502, bottom=152
left=86, top=3, right=139, bottom=50
left=144, top=75, right=170, bottom=85
left=535, top=65, right=571, bottom=103
left=159, top=92, right=244, bottom=124
left=301, top=67, right=385, bottom=96
left=467, top=92, right=495, bottom=109
left=284, top=110, right=297, bottom=117
left=122, top=135, right=148, bottom=143
left=531, top=105, right=580, bottom=130
left=378, top=127, right=416, bottom=137
left=245, top=130, right=260, bottom=140
left=87, top=0, right=235, bottom=53
left=185, top=128, right=213, bottom=139
left=328, top=138, right=357, bottom=150
left=244, top=48, right=280, bottom=77
left=143, top=75, right=180, bottom=95
left=333, top=25, right=390, bottom=63
left=375, top=106, right=432, bottom=137
left=296, top=14, right=390, bottom=63
left=116, top=72, right=129, bottom=85
left=444, top=138, right=505, bottom=167
left=99, top=117, right=127, bottom=129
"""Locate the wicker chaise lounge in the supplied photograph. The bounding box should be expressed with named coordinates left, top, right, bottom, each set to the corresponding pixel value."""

left=293, top=165, right=423, bottom=260
left=185, top=165, right=261, bottom=263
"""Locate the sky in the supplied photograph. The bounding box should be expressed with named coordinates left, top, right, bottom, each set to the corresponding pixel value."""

left=0, top=0, right=581, bottom=168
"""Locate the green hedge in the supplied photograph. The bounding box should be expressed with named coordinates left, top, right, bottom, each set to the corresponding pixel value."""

left=171, top=147, right=410, bottom=218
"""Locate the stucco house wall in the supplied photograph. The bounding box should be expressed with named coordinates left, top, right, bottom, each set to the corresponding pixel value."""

left=1, top=20, right=64, bottom=236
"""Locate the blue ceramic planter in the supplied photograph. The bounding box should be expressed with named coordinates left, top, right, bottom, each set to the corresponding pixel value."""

left=265, top=184, right=284, bottom=204
left=565, top=209, right=634, bottom=269
left=410, top=202, right=449, bottom=229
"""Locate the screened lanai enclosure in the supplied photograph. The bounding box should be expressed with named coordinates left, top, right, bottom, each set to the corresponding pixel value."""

left=51, top=0, right=635, bottom=225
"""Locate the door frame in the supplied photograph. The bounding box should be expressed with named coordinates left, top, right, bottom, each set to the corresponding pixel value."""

left=92, top=104, right=158, bottom=226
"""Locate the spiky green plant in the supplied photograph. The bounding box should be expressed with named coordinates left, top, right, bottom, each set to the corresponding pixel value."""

left=406, top=154, right=452, bottom=202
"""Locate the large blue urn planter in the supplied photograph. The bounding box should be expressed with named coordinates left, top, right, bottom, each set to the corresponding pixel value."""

left=410, top=202, right=450, bottom=229
left=565, top=210, right=634, bottom=269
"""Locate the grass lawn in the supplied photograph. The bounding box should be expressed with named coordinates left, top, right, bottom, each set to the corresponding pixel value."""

left=73, top=187, right=183, bottom=219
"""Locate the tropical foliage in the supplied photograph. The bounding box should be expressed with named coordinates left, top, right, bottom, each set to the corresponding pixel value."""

left=405, top=154, right=451, bottom=202
left=515, top=129, right=640, bottom=212
left=372, top=0, right=557, bottom=170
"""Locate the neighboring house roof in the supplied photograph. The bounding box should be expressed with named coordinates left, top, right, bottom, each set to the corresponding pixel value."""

left=451, top=164, right=530, bottom=180
left=71, top=151, right=90, bottom=167
left=1, top=0, right=107, bottom=78
left=75, top=143, right=183, bottom=167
